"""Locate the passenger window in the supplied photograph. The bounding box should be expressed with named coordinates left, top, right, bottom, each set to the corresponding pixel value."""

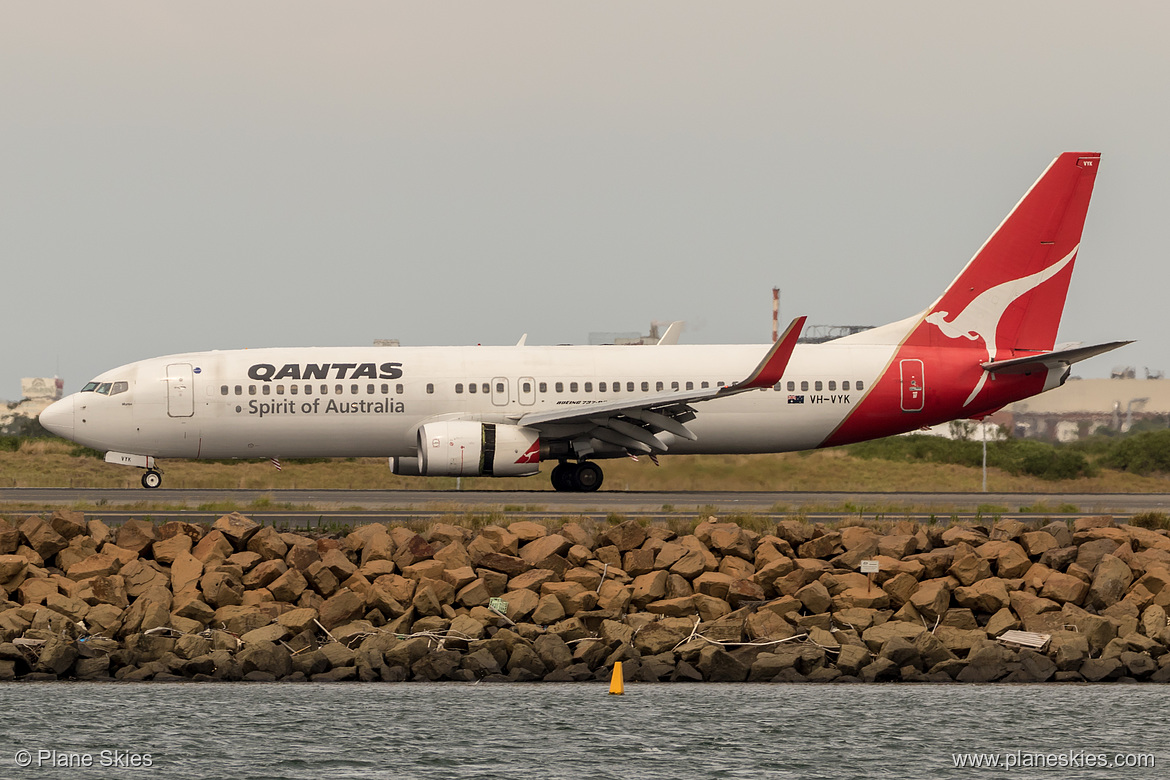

left=641, top=382, right=649, bottom=391
left=800, top=381, right=808, bottom=392
left=598, top=382, right=606, bottom=392
left=396, top=384, right=404, bottom=394
left=828, top=381, right=836, bottom=391
left=555, top=382, right=564, bottom=393
left=656, top=382, right=664, bottom=391
left=335, top=384, right=343, bottom=395
left=469, top=383, right=477, bottom=394
left=367, top=384, right=375, bottom=394
left=857, top=380, right=865, bottom=390
left=671, top=381, right=679, bottom=391
left=717, top=381, right=726, bottom=387
left=381, top=383, right=388, bottom=394
left=426, top=383, right=435, bottom=394
left=627, top=382, right=634, bottom=392
left=249, top=385, right=257, bottom=395
left=584, top=382, right=592, bottom=393
left=570, top=382, right=579, bottom=393
left=111, top=381, right=129, bottom=395
left=290, top=385, right=298, bottom=395
left=350, top=384, right=358, bottom=394
left=686, top=381, right=693, bottom=391
left=219, top=385, right=228, bottom=396
left=843, top=381, right=850, bottom=391
left=701, top=381, right=709, bottom=389
left=321, top=384, right=328, bottom=395
left=276, top=385, right=285, bottom=395
left=539, top=382, right=547, bottom=393
left=456, top=384, right=464, bottom=394
left=523, top=381, right=532, bottom=393
left=815, top=381, right=823, bottom=391
left=303, top=385, right=312, bottom=395
left=263, top=385, right=271, bottom=396
left=235, top=385, right=242, bottom=396
left=787, top=381, right=795, bottom=391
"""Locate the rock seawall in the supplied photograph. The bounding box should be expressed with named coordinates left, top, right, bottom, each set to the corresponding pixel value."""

left=1, top=511, right=1169, bottom=683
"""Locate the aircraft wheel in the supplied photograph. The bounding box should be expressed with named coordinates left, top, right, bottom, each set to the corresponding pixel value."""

left=142, top=470, right=162, bottom=489
left=572, top=461, right=603, bottom=492
left=550, top=462, right=574, bottom=491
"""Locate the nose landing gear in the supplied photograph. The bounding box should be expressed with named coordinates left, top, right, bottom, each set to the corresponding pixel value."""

left=550, top=461, right=604, bottom=492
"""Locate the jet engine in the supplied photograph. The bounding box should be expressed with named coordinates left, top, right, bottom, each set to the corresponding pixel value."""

left=390, top=421, right=541, bottom=477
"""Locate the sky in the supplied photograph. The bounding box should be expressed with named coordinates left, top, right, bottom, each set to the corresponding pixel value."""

left=2, top=1, right=1167, bottom=397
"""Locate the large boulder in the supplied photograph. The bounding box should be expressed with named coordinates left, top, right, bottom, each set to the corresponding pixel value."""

left=696, top=645, right=749, bottom=682
left=19, top=516, right=68, bottom=560
left=213, top=513, right=261, bottom=547
left=1087, top=555, right=1134, bottom=610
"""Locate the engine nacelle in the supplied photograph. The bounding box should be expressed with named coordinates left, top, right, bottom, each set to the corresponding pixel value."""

left=415, top=421, right=541, bottom=477
left=388, top=456, right=422, bottom=476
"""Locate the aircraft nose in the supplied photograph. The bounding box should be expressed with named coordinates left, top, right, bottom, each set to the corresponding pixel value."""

left=39, top=395, right=75, bottom=439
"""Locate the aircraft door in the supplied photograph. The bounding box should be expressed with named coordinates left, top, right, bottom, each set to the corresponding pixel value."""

left=491, top=377, right=509, bottom=406
left=167, top=363, right=195, bottom=418
left=518, top=377, right=536, bottom=406
left=900, top=359, right=925, bottom=412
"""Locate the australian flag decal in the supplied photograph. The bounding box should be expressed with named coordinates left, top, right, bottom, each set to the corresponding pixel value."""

left=787, top=395, right=805, bottom=404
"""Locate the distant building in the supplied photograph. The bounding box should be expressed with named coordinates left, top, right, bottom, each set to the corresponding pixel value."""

left=1003, top=377, right=1170, bottom=441
left=589, top=322, right=673, bottom=346
left=2, top=377, right=64, bottom=434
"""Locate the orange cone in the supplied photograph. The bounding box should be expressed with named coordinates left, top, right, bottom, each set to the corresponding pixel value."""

left=609, top=661, right=624, bottom=695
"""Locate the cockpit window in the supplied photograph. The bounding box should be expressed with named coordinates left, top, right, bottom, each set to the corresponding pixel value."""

left=82, top=382, right=99, bottom=392
left=96, top=383, right=112, bottom=395
left=110, top=381, right=129, bottom=396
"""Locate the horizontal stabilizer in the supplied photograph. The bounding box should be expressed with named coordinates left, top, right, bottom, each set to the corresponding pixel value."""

left=982, top=340, right=1133, bottom=375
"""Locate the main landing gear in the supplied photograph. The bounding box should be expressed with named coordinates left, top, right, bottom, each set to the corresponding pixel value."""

left=141, top=469, right=163, bottom=489
left=550, top=461, right=604, bottom=492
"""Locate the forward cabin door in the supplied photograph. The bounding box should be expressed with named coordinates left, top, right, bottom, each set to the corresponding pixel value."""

left=166, top=363, right=195, bottom=418
left=900, top=359, right=925, bottom=412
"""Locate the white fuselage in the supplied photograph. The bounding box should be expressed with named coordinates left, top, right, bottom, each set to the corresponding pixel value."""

left=49, top=342, right=897, bottom=460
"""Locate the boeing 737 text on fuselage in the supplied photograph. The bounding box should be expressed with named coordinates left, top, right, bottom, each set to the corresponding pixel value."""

left=39, top=153, right=1128, bottom=491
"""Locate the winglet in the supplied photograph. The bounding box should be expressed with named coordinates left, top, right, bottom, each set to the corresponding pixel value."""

left=731, top=316, right=806, bottom=390
left=656, top=321, right=684, bottom=345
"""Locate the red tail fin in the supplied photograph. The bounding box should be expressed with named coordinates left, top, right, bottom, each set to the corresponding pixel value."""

left=911, top=152, right=1100, bottom=360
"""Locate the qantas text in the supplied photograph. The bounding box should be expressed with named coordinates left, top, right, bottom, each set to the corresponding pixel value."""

left=247, top=362, right=404, bottom=382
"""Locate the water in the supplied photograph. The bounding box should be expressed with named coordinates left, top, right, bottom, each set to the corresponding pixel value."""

left=0, top=683, right=1165, bottom=779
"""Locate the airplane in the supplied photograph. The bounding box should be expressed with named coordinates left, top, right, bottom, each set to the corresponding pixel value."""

left=39, top=152, right=1129, bottom=492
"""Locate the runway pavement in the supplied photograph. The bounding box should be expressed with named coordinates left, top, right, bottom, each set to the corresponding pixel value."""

left=2, top=487, right=1167, bottom=518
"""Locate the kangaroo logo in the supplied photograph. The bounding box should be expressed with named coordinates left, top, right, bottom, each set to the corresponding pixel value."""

left=924, top=245, right=1077, bottom=406
left=515, top=439, right=541, bottom=465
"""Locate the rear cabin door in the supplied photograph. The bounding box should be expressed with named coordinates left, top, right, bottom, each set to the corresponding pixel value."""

left=900, top=359, right=925, bottom=412
left=167, top=363, right=195, bottom=418
left=518, top=376, right=536, bottom=406
left=491, top=377, right=509, bottom=407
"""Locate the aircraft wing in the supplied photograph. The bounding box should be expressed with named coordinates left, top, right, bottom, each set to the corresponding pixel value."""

left=982, top=340, right=1133, bottom=375
left=509, top=317, right=805, bottom=454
